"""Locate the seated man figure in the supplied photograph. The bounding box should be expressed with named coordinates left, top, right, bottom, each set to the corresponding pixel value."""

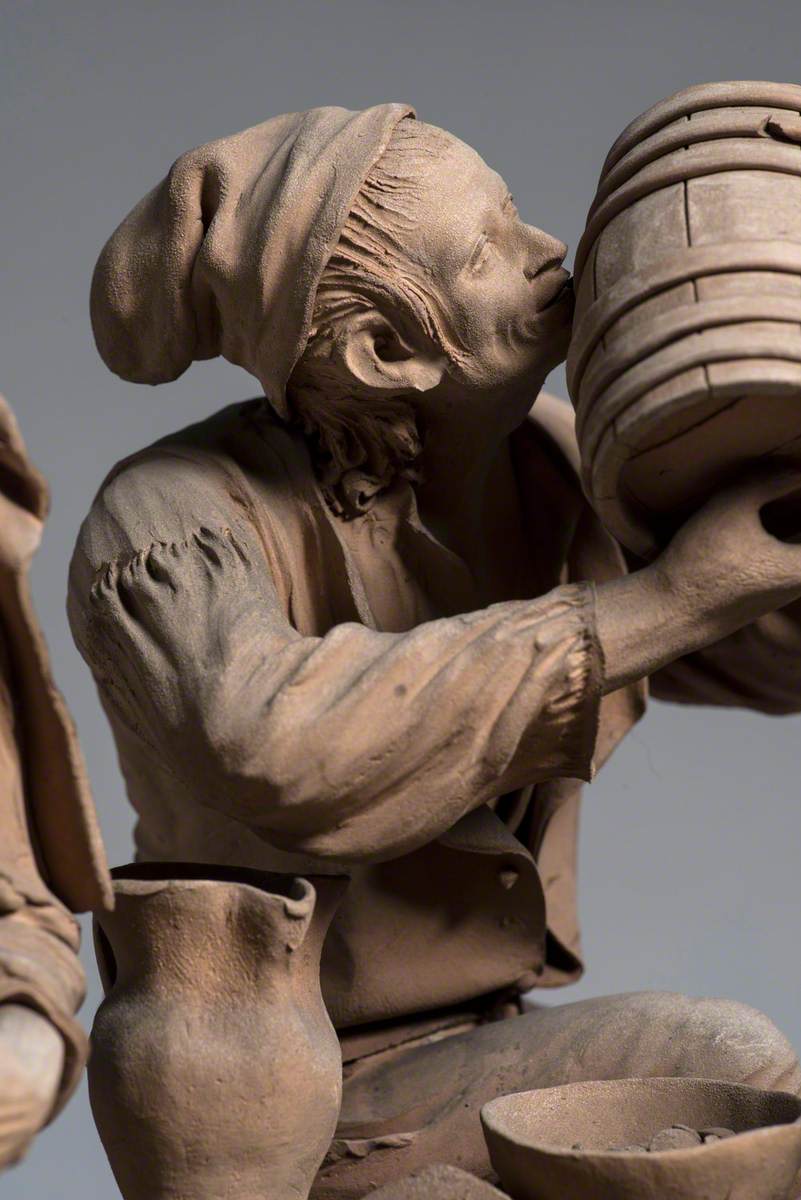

left=70, top=105, right=801, bottom=1197
left=0, top=396, right=110, bottom=1168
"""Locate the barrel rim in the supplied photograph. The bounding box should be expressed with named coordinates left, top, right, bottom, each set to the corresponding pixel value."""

left=601, top=81, right=801, bottom=180
left=589, top=109, right=795, bottom=225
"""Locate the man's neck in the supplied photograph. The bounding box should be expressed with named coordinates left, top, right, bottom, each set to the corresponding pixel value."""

left=416, top=383, right=534, bottom=525
left=410, top=384, right=538, bottom=569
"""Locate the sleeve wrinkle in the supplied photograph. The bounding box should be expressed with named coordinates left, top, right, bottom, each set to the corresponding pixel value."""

left=73, top=514, right=603, bottom=861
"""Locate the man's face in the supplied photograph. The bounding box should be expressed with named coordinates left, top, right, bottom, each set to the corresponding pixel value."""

left=400, top=130, right=574, bottom=397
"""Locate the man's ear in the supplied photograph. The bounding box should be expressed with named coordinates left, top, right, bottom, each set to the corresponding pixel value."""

left=338, top=311, right=447, bottom=394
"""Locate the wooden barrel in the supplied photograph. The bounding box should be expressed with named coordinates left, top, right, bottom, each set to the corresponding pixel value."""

left=567, top=81, right=801, bottom=557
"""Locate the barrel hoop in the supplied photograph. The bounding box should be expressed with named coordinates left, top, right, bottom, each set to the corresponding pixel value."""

left=583, top=423, right=668, bottom=554
left=584, top=364, right=801, bottom=557
left=576, top=296, right=801, bottom=419
left=590, top=110, right=795, bottom=219
left=567, top=240, right=801, bottom=399
left=574, top=140, right=801, bottom=281
left=601, top=81, right=801, bottom=178
left=578, top=327, right=801, bottom=468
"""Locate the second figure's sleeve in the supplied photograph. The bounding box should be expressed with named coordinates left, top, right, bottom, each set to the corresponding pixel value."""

left=68, top=450, right=604, bottom=864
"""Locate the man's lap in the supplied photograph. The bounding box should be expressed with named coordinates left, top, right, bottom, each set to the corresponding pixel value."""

left=313, top=990, right=800, bottom=1199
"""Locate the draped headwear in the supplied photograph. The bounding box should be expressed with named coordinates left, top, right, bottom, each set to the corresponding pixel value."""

left=90, top=104, right=415, bottom=418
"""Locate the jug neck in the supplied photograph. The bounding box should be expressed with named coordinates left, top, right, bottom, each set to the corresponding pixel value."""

left=95, top=865, right=348, bottom=994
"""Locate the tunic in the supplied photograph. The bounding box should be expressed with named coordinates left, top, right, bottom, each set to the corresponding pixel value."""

left=67, top=392, right=801, bottom=1029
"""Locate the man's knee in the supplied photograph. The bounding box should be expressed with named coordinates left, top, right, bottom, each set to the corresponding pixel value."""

left=688, top=995, right=800, bottom=1093
left=627, top=991, right=801, bottom=1094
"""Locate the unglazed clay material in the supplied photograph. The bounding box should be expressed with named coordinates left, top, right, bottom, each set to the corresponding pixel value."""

left=90, top=865, right=346, bottom=1200
left=0, top=396, right=110, bottom=1168
left=366, top=1164, right=509, bottom=1198
left=73, top=97, right=801, bottom=1194
left=481, top=1078, right=801, bottom=1200
left=568, top=81, right=801, bottom=556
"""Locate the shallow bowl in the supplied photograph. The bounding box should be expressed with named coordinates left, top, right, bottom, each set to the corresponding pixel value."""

left=481, top=1077, right=801, bottom=1200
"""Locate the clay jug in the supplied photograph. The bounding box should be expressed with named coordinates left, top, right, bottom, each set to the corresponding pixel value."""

left=568, top=80, right=801, bottom=556
left=89, top=863, right=347, bottom=1200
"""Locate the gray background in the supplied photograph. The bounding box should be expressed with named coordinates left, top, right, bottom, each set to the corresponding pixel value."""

left=2, top=1, right=801, bottom=1195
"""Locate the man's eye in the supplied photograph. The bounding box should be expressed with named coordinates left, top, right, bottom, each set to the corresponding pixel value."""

left=471, top=235, right=492, bottom=272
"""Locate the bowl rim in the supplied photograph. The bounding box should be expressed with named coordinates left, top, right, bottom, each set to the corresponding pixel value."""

left=480, top=1076, right=801, bottom=1161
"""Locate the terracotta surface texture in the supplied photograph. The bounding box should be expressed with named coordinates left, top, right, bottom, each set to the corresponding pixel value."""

left=0, top=396, right=110, bottom=1168
left=73, top=92, right=801, bottom=1197
left=366, top=1164, right=508, bottom=1199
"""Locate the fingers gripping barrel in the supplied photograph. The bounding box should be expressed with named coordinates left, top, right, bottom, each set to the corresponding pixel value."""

left=568, top=81, right=801, bottom=556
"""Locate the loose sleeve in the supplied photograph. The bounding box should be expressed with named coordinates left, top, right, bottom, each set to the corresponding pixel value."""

left=0, top=913, right=87, bottom=1122
left=69, top=457, right=603, bottom=864
left=0, top=681, right=88, bottom=1122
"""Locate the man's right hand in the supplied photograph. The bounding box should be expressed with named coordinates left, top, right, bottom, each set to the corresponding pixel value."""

left=596, top=467, right=801, bottom=694
left=656, top=467, right=801, bottom=633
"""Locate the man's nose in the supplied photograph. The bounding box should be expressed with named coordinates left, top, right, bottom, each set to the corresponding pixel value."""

left=522, top=226, right=568, bottom=280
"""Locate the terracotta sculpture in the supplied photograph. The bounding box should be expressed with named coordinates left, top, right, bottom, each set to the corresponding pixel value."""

left=0, top=396, right=110, bottom=1169
left=69, top=98, right=801, bottom=1197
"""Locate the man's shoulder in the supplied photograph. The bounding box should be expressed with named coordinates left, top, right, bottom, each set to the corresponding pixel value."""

left=73, top=400, right=309, bottom=572
left=99, top=399, right=300, bottom=498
